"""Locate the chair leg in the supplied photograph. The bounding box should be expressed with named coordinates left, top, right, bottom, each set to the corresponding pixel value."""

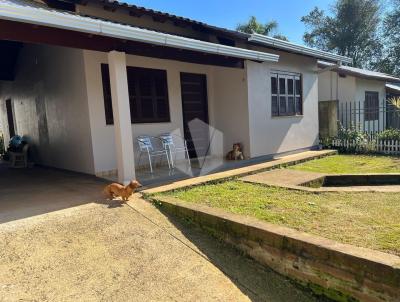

left=147, top=152, right=153, bottom=173
left=137, top=152, right=142, bottom=168
left=169, top=149, right=174, bottom=169
left=186, top=149, right=191, bottom=167
left=165, top=151, right=171, bottom=170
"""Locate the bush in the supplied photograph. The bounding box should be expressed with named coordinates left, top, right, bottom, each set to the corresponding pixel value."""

left=376, top=128, right=400, bottom=141
left=337, top=123, right=367, bottom=143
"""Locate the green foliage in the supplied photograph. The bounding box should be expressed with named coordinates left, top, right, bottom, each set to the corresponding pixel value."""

left=380, top=0, right=400, bottom=77
left=290, top=154, right=400, bottom=174
left=161, top=179, right=400, bottom=256
left=376, top=128, right=400, bottom=141
left=236, top=16, right=288, bottom=41
left=337, top=123, right=366, bottom=142
left=301, top=0, right=382, bottom=69
left=388, top=96, right=400, bottom=110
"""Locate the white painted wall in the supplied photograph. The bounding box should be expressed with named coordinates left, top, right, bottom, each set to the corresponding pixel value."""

left=0, top=44, right=94, bottom=174
left=246, top=51, right=319, bottom=158
left=211, top=68, right=250, bottom=157
left=83, top=50, right=249, bottom=174
left=318, top=70, right=387, bottom=130
left=318, top=71, right=356, bottom=103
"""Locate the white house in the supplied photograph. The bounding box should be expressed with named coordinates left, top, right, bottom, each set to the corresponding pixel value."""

left=0, top=0, right=351, bottom=184
left=318, top=61, right=400, bottom=133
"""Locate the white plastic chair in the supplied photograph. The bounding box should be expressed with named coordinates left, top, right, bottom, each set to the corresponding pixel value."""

left=136, top=135, right=171, bottom=173
left=159, top=133, right=191, bottom=168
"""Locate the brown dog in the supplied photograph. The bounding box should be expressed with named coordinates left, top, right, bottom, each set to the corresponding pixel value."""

left=226, top=143, right=244, bottom=160
left=103, top=180, right=142, bottom=201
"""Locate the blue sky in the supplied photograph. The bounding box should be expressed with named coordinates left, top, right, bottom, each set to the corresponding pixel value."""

left=127, top=0, right=334, bottom=45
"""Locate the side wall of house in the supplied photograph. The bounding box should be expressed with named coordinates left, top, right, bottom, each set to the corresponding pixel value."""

left=0, top=44, right=94, bottom=174
left=246, top=51, right=319, bottom=157
left=83, top=51, right=249, bottom=175
left=318, top=70, right=387, bottom=130
left=318, top=71, right=357, bottom=103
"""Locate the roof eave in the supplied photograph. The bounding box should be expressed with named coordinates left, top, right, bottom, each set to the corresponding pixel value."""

left=318, top=62, right=400, bottom=83
left=249, top=34, right=352, bottom=64
left=0, top=2, right=279, bottom=63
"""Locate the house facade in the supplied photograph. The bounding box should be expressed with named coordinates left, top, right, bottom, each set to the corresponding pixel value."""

left=318, top=61, right=400, bottom=133
left=0, top=0, right=351, bottom=184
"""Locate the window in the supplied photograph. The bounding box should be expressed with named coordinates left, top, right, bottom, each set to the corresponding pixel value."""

left=101, top=65, right=114, bottom=125
left=271, top=71, right=302, bottom=117
left=364, top=91, right=379, bottom=121
left=101, top=64, right=170, bottom=124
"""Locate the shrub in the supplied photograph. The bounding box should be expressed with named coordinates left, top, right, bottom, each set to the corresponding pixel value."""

left=376, top=128, right=400, bottom=141
left=337, top=122, right=367, bottom=143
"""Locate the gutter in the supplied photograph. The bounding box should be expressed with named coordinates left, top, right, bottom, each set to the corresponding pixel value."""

left=248, top=34, right=352, bottom=64
left=0, top=3, right=280, bottom=63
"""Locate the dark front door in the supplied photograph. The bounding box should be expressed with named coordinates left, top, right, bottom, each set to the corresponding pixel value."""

left=180, top=73, right=209, bottom=159
left=5, top=99, right=15, bottom=138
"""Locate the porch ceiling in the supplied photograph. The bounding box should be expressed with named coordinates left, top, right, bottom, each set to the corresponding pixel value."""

left=0, top=0, right=279, bottom=67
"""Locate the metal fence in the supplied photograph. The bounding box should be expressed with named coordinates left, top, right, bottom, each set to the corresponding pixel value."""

left=338, top=100, right=400, bottom=133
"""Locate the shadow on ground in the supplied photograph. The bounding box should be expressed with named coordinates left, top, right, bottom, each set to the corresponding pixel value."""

left=154, top=208, right=330, bottom=302
left=0, top=164, right=110, bottom=224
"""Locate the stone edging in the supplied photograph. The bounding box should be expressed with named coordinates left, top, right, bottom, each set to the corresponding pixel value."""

left=147, top=196, right=400, bottom=302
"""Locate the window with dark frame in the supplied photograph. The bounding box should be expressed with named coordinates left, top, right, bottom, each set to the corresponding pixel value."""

left=364, top=91, right=379, bottom=121
left=271, top=71, right=302, bottom=117
left=101, top=64, right=170, bottom=125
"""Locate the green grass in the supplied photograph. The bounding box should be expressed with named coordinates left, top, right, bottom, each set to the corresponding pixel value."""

left=159, top=181, right=400, bottom=256
left=289, top=154, right=400, bottom=174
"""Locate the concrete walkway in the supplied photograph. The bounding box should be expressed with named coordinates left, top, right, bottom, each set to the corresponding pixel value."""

left=0, top=163, right=325, bottom=302
left=145, top=150, right=336, bottom=194
left=241, top=169, right=325, bottom=186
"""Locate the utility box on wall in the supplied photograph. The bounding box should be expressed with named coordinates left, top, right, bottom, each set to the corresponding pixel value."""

left=319, top=100, right=338, bottom=138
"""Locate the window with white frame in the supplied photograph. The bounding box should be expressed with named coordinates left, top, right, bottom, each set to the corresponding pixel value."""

left=271, top=71, right=302, bottom=117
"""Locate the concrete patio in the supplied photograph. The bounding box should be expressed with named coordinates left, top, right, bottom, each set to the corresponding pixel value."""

left=0, top=163, right=323, bottom=301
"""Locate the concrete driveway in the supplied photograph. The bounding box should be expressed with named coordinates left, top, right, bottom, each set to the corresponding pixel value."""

left=0, top=166, right=323, bottom=301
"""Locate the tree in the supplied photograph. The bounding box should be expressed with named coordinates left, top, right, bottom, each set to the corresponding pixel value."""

left=380, top=0, right=400, bottom=76
left=236, top=16, right=288, bottom=41
left=301, top=0, right=382, bottom=68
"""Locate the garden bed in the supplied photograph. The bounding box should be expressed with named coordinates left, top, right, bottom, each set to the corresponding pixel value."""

left=289, top=154, right=400, bottom=174
left=157, top=181, right=400, bottom=256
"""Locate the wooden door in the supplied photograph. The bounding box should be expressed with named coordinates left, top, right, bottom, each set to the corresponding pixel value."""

left=5, top=99, right=15, bottom=138
left=180, top=73, right=209, bottom=159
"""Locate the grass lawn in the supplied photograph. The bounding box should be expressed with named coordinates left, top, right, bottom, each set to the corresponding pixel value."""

left=158, top=181, right=400, bottom=256
left=289, top=154, right=400, bottom=174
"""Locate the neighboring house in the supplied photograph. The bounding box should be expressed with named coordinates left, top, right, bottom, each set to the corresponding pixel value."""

left=318, top=61, right=400, bottom=133
left=0, top=0, right=351, bottom=184
left=386, top=83, right=400, bottom=100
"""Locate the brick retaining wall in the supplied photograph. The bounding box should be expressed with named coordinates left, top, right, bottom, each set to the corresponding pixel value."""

left=150, top=196, right=400, bottom=302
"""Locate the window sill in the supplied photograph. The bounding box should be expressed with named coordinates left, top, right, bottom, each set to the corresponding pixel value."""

left=105, top=121, right=172, bottom=126
left=271, top=114, right=304, bottom=119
